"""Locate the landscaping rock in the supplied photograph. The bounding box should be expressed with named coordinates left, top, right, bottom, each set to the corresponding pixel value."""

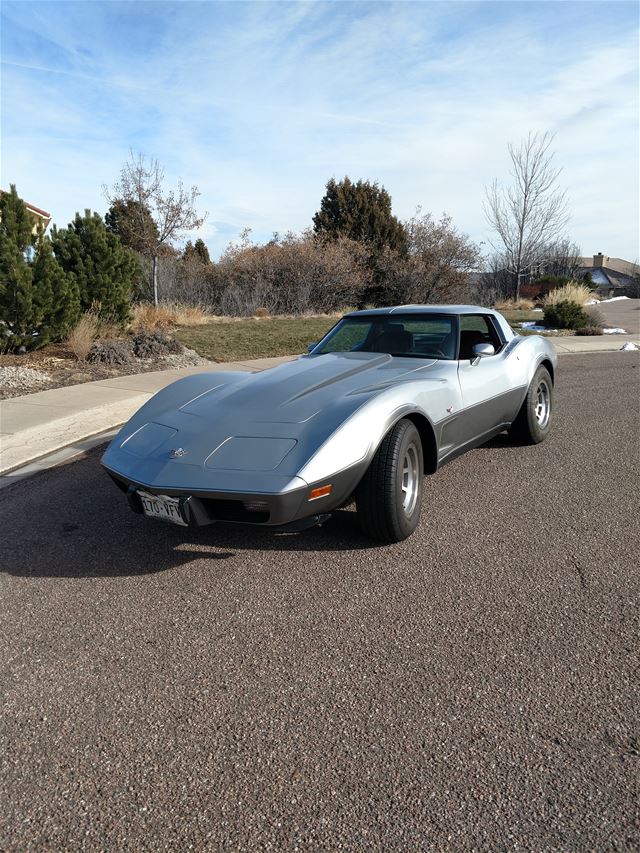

left=0, top=366, right=52, bottom=391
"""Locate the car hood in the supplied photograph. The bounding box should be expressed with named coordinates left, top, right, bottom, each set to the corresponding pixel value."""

left=177, top=351, right=438, bottom=424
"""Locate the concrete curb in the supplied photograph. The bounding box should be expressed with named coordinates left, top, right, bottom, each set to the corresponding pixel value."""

left=0, top=428, right=120, bottom=490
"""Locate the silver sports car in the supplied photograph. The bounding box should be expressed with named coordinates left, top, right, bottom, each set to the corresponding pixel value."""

left=102, top=305, right=557, bottom=542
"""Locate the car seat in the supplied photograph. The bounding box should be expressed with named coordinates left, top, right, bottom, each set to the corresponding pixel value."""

left=375, top=325, right=414, bottom=354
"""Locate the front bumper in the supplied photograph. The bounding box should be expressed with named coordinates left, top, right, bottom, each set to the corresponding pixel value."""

left=104, top=461, right=367, bottom=529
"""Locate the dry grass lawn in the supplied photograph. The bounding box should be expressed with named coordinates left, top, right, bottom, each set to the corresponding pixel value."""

left=175, top=316, right=339, bottom=362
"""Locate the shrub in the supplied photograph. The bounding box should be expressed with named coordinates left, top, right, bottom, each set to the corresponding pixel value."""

left=88, top=339, right=133, bottom=366
left=543, top=282, right=593, bottom=308
left=131, top=330, right=182, bottom=359
left=575, top=326, right=604, bottom=336
left=165, top=303, right=209, bottom=326
left=543, top=300, right=589, bottom=330
left=216, top=231, right=371, bottom=315
left=130, top=302, right=208, bottom=330
left=493, top=298, right=535, bottom=311
left=586, top=305, right=605, bottom=329
left=67, top=311, right=100, bottom=361
left=130, top=303, right=175, bottom=330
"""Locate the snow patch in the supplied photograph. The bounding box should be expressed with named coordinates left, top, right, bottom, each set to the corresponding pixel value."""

left=620, top=342, right=638, bottom=351
left=602, top=328, right=628, bottom=335
left=601, top=296, right=631, bottom=303
left=519, top=322, right=549, bottom=332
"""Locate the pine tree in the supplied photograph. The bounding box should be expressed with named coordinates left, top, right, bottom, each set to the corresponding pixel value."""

left=313, top=177, right=407, bottom=253
left=105, top=198, right=159, bottom=255
left=0, top=186, right=35, bottom=349
left=193, top=238, right=210, bottom=264
left=52, top=211, right=143, bottom=323
left=183, top=238, right=211, bottom=265
left=31, top=234, right=80, bottom=346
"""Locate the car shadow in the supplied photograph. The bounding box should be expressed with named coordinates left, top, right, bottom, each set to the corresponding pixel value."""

left=1, top=451, right=378, bottom=580
left=475, top=433, right=514, bottom=450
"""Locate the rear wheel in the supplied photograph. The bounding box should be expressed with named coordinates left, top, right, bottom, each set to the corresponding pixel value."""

left=356, top=419, right=424, bottom=543
left=510, top=365, right=553, bottom=445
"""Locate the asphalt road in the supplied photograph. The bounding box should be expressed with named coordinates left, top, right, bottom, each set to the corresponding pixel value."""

left=1, top=353, right=639, bottom=852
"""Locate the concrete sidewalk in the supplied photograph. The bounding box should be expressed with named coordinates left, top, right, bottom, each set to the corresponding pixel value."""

left=1, top=337, right=638, bottom=478
left=0, top=356, right=295, bottom=476
left=552, top=334, right=639, bottom=353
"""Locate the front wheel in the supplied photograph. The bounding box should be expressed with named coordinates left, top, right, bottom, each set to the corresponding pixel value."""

left=355, top=419, right=424, bottom=543
left=509, top=365, right=553, bottom=445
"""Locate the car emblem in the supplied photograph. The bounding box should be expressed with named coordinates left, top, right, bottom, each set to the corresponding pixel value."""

left=169, top=447, right=187, bottom=458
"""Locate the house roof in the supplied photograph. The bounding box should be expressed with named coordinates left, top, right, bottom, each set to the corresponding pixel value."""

left=579, top=256, right=639, bottom=276
left=24, top=201, right=51, bottom=220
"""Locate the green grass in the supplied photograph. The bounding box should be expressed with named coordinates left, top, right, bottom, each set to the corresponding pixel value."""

left=175, top=309, right=557, bottom=363
left=175, top=316, right=339, bottom=362
left=499, top=308, right=541, bottom=324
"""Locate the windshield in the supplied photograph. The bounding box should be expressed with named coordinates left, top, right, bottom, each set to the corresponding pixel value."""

left=312, top=314, right=457, bottom=360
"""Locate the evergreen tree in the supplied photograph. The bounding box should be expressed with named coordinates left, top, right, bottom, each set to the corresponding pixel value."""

left=183, top=238, right=211, bottom=265
left=105, top=198, right=159, bottom=255
left=313, top=177, right=407, bottom=253
left=193, top=238, right=210, bottom=264
left=52, top=211, right=143, bottom=323
left=182, top=240, right=195, bottom=260
left=31, top=234, right=80, bottom=345
left=0, top=186, right=35, bottom=348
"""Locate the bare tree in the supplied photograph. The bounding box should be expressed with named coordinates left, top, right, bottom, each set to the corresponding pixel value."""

left=535, top=238, right=582, bottom=279
left=484, top=132, right=569, bottom=300
left=104, top=152, right=207, bottom=305
left=377, top=211, right=481, bottom=305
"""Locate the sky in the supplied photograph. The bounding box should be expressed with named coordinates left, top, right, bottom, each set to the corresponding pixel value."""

left=1, top=0, right=639, bottom=261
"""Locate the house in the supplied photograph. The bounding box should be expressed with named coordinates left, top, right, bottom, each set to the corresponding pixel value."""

left=577, top=253, right=639, bottom=297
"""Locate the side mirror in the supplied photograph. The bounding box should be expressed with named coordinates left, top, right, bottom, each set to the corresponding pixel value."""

left=471, top=343, right=495, bottom=364
left=307, top=342, right=318, bottom=353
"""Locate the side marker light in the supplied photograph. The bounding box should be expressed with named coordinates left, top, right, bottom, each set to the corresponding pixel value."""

left=309, top=484, right=333, bottom=501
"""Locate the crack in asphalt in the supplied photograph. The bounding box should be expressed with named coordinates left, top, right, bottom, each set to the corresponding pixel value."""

left=569, top=555, right=589, bottom=590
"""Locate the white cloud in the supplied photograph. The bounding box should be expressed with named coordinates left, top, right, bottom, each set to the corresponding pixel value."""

left=1, top=1, right=637, bottom=260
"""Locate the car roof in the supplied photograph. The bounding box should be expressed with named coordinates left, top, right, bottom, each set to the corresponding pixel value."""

left=344, top=304, right=500, bottom=318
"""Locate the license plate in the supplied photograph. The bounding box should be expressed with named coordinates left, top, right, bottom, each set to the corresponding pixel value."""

left=138, top=491, right=187, bottom=526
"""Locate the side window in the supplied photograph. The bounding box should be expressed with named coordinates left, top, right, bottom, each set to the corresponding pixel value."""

left=459, top=315, right=502, bottom=359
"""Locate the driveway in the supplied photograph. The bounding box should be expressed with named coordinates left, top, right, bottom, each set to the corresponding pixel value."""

left=1, top=353, right=638, bottom=851
left=597, top=297, right=640, bottom=334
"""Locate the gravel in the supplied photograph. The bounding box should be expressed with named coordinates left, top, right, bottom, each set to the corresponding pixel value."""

left=0, top=345, right=208, bottom=400
left=158, top=345, right=208, bottom=369
left=0, top=365, right=52, bottom=390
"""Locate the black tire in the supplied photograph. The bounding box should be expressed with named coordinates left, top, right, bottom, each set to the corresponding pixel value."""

left=355, top=418, right=424, bottom=543
left=509, top=365, right=553, bottom=445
